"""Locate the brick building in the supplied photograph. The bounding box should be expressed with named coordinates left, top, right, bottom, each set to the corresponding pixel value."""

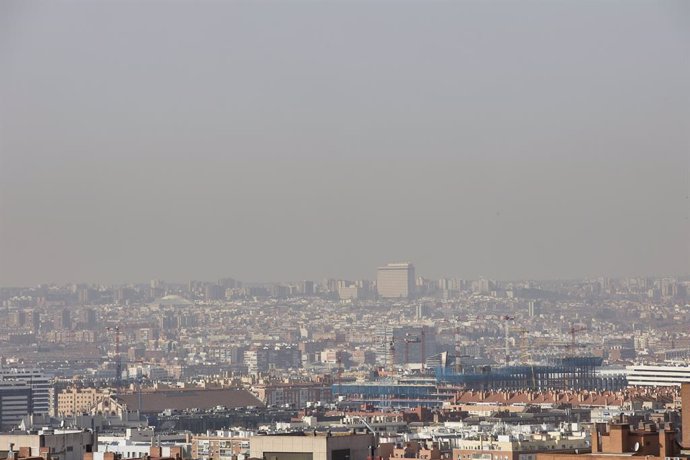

left=537, top=383, right=690, bottom=460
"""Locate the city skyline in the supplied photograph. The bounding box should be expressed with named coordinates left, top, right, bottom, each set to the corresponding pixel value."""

left=1, top=269, right=688, bottom=290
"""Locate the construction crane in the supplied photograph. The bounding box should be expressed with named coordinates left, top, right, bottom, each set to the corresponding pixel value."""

left=567, top=322, right=587, bottom=357
left=336, top=355, right=343, bottom=397
left=387, top=339, right=396, bottom=375
left=420, top=328, right=426, bottom=371
left=501, top=315, right=516, bottom=365
left=454, top=326, right=462, bottom=374
left=106, top=326, right=122, bottom=388
left=564, top=322, right=587, bottom=390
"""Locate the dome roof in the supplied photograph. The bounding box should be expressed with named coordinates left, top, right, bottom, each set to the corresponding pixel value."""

left=151, top=295, right=193, bottom=307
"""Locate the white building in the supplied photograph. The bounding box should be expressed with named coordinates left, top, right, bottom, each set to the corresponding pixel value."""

left=96, top=428, right=191, bottom=460
left=377, top=263, right=415, bottom=299
left=625, top=364, right=690, bottom=386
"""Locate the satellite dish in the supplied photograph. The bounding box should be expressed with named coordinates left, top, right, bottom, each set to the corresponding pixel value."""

left=633, top=442, right=640, bottom=452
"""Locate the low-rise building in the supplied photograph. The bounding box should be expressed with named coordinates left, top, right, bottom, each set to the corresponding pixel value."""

left=250, top=432, right=375, bottom=460
left=453, top=433, right=589, bottom=460
left=0, top=429, right=96, bottom=460
left=252, top=383, right=332, bottom=408
left=192, top=430, right=252, bottom=460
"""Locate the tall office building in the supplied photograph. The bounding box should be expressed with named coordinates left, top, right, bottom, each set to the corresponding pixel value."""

left=81, top=308, right=97, bottom=329
left=0, top=381, right=32, bottom=429
left=392, top=325, right=436, bottom=366
left=301, top=280, right=315, bottom=296
left=0, top=368, right=52, bottom=416
left=377, top=263, right=415, bottom=299
left=29, top=309, right=40, bottom=333
left=9, top=310, right=26, bottom=328
left=59, top=309, right=71, bottom=330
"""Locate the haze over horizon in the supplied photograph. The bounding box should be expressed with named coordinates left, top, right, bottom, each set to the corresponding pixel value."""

left=1, top=0, right=689, bottom=287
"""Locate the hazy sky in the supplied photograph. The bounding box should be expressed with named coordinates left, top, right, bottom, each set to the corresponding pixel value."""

left=1, top=0, right=688, bottom=286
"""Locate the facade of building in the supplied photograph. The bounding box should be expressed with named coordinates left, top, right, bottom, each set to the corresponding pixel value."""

left=56, top=388, right=111, bottom=416
left=0, top=368, right=52, bottom=416
left=625, top=364, right=690, bottom=386
left=0, top=380, right=32, bottom=429
left=252, top=382, right=332, bottom=407
left=89, top=442, right=189, bottom=460
left=392, top=326, right=436, bottom=367
left=244, top=346, right=301, bottom=374
left=338, top=285, right=362, bottom=301
left=250, top=432, right=375, bottom=460
left=334, top=380, right=446, bottom=408
left=0, top=429, right=97, bottom=460
left=453, top=434, right=589, bottom=460
left=377, top=263, right=415, bottom=299
left=192, top=431, right=251, bottom=460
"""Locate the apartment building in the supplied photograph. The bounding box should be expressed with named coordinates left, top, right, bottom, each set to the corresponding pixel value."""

left=56, top=387, right=111, bottom=416
left=192, top=430, right=252, bottom=460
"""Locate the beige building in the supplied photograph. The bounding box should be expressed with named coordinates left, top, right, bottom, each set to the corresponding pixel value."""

left=377, top=263, right=415, bottom=299
left=56, top=388, right=111, bottom=416
left=0, top=428, right=96, bottom=460
left=453, top=433, right=589, bottom=460
left=192, top=433, right=251, bottom=460
left=250, top=432, right=375, bottom=460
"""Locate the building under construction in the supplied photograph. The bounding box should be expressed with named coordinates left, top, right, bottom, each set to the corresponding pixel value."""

left=436, top=356, right=625, bottom=391
left=333, top=357, right=626, bottom=408
left=333, top=377, right=452, bottom=408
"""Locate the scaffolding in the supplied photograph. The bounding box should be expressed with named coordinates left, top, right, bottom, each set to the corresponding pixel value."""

left=332, top=381, right=447, bottom=408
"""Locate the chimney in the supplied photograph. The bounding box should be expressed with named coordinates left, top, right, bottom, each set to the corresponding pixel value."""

left=39, top=447, right=51, bottom=460
left=590, top=425, right=599, bottom=453
left=607, top=424, right=629, bottom=454
left=659, top=422, right=679, bottom=458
